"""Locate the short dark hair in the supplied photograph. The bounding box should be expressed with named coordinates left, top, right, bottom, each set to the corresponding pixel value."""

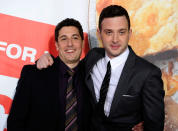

left=99, top=5, right=130, bottom=30
left=55, top=18, right=84, bottom=42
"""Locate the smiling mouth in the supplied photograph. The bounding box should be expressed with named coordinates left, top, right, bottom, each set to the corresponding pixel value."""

left=111, top=45, right=120, bottom=50
left=65, top=49, right=75, bottom=53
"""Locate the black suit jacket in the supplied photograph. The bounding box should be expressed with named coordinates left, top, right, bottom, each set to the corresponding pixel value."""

left=84, top=46, right=165, bottom=131
left=7, top=57, right=89, bottom=131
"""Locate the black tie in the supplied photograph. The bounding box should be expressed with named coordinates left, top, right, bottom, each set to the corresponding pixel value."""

left=65, top=70, right=78, bottom=131
left=98, top=61, right=111, bottom=116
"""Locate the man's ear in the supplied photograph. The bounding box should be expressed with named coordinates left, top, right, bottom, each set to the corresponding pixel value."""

left=82, top=40, right=84, bottom=49
left=97, top=28, right=102, bottom=41
left=55, top=42, right=59, bottom=51
left=129, top=28, right=132, bottom=39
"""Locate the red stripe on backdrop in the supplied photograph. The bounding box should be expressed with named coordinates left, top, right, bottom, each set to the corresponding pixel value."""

left=0, top=94, right=12, bottom=114
left=0, top=13, right=89, bottom=78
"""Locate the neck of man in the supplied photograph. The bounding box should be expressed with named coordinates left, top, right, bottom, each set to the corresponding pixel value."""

left=66, top=61, right=79, bottom=69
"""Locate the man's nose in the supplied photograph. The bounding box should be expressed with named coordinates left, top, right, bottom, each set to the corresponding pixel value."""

left=112, top=33, right=119, bottom=43
left=67, top=39, right=73, bottom=46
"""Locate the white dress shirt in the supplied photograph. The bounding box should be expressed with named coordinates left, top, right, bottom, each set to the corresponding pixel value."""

left=91, top=47, right=129, bottom=116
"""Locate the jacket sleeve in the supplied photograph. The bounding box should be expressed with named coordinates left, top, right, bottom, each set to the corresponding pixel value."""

left=7, top=65, right=34, bottom=131
left=142, top=67, right=165, bottom=131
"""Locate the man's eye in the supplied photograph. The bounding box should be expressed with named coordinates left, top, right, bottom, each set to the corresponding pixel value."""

left=120, top=31, right=125, bottom=35
left=73, top=37, right=79, bottom=39
left=106, top=31, right=112, bottom=35
left=61, top=38, right=67, bottom=41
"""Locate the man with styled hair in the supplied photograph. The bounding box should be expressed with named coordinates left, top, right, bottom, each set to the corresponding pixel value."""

left=84, top=5, right=164, bottom=130
left=7, top=18, right=90, bottom=131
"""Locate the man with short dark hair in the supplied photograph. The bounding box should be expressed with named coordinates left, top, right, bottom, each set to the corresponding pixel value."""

left=84, top=5, right=164, bottom=131
left=7, top=18, right=90, bottom=131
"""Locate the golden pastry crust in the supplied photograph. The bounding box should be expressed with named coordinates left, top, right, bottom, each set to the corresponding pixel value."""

left=162, top=61, right=178, bottom=96
left=164, top=96, right=178, bottom=130
left=96, top=0, right=178, bottom=56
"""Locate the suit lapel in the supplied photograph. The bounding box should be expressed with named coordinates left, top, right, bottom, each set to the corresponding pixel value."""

left=46, top=58, right=60, bottom=106
left=48, top=58, right=60, bottom=94
left=85, top=75, right=96, bottom=102
left=85, top=48, right=105, bottom=103
left=51, top=57, right=67, bottom=127
left=109, top=47, right=136, bottom=116
left=74, top=62, right=84, bottom=127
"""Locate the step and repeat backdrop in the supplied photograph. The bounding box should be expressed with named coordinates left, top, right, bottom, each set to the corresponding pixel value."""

left=0, top=0, right=89, bottom=130
left=0, top=0, right=178, bottom=130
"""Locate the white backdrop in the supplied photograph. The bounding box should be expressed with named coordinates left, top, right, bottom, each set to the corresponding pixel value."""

left=0, top=0, right=90, bottom=130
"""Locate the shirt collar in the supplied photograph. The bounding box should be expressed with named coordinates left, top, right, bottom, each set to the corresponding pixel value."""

left=104, top=47, right=129, bottom=70
left=56, top=56, right=79, bottom=76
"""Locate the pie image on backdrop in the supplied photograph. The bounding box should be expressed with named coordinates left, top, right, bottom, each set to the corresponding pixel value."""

left=88, top=0, right=178, bottom=130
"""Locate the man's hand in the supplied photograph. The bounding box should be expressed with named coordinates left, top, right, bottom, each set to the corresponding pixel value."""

left=132, top=121, right=144, bottom=131
left=37, top=53, right=54, bottom=70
